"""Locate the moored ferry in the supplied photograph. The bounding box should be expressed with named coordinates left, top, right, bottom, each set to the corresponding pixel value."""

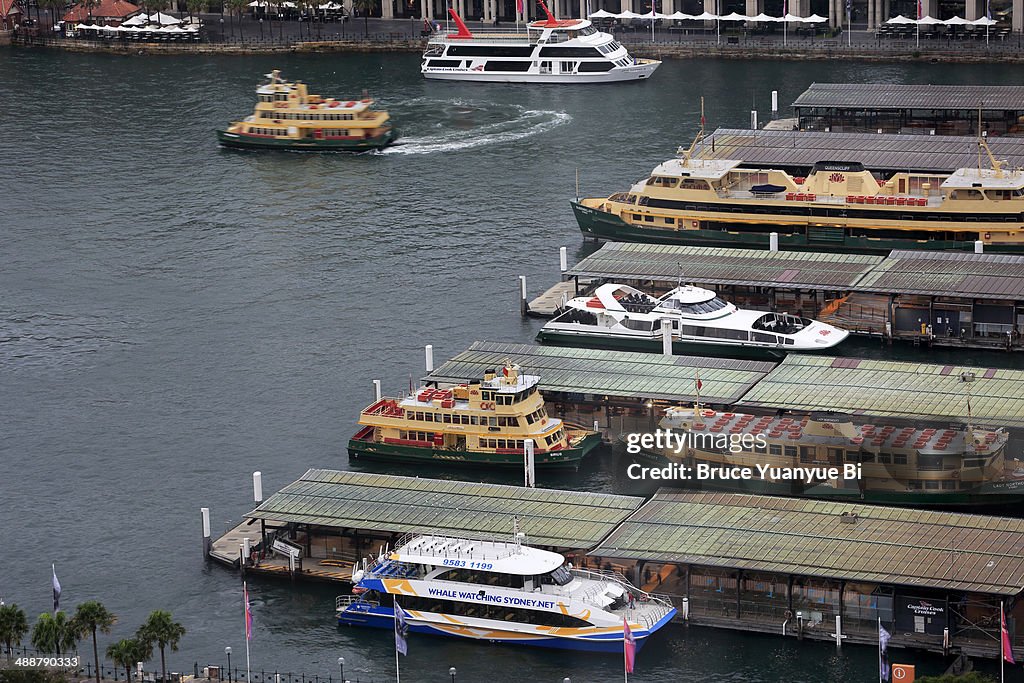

left=574, top=137, right=1024, bottom=253
left=421, top=6, right=659, bottom=83
left=348, top=362, right=602, bottom=468
left=337, top=529, right=677, bottom=652
left=217, top=70, right=398, bottom=151
left=537, top=282, right=848, bottom=359
left=648, top=406, right=1023, bottom=507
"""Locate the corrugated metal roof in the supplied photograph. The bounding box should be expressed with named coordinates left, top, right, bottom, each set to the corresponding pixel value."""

left=247, top=469, right=643, bottom=549
left=592, top=490, right=1024, bottom=595
left=566, top=242, right=881, bottom=291
left=792, top=83, right=1024, bottom=112
left=856, top=250, right=1024, bottom=299
left=696, top=128, right=1024, bottom=174
left=424, top=341, right=776, bottom=404
left=738, top=355, right=1024, bottom=428
left=566, top=243, right=1024, bottom=301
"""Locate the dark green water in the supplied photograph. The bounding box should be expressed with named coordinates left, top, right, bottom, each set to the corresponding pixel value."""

left=3, top=48, right=1024, bottom=682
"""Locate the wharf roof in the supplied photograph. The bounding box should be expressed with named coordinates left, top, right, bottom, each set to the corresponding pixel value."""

left=246, top=469, right=643, bottom=549
left=694, top=128, right=1024, bottom=174
left=62, top=0, right=139, bottom=21
left=737, top=355, right=1024, bottom=428
left=1, top=0, right=23, bottom=16
left=591, top=490, right=1024, bottom=596
left=792, top=82, right=1024, bottom=112
left=565, top=242, right=882, bottom=291
left=566, top=243, right=1024, bottom=301
left=423, top=340, right=776, bottom=404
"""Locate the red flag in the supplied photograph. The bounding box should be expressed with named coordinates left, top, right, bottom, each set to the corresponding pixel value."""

left=623, top=618, right=636, bottom=674
left=244, top=583, right=253, bottom=641
left=1003, top=607, right=1016, bottom=664
left=516, top=0, right=523, bottom=13
left=696, top=375, right=703, bottom=392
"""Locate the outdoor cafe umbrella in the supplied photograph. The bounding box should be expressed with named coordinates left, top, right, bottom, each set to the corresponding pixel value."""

left=587, top=8, right=615, bottom=17
left=884, top=14, right=916, bottom=23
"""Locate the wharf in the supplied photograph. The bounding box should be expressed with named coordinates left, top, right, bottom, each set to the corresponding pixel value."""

left=530, top=243, right=1024, bottom=351
left=208, top=469, right=1024, bottom=661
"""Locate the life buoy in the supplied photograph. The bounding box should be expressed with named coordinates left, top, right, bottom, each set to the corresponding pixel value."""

left=691, top=220, right=699, bottom=228
left=275, top=102, right=286, bottom=108
left=310, top=104, right=319, bottom=109
left=984, top=232, right=992, bottom=240
left=329, top=101, right=340, bottom=108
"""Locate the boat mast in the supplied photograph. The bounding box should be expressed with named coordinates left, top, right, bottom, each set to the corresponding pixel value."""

left=679, top=97, right=705, bottom=165
left=960, top=371, right=976, bottom=450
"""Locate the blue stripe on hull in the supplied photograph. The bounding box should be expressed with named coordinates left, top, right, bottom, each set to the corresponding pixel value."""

left=337, top=606, right=676, bottom=653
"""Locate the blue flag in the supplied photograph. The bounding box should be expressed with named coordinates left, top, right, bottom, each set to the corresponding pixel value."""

left=394, top=601, right=409, bottom=656
left=51, top=564, right=61, bottom=613
left=879, top=622, right=891, bottom=682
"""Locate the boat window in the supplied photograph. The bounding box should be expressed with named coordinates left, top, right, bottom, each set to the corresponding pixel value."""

left=540, top=565, right=574, bottom=586
left=769, top=445, right=782, bottom=456
left=660, top=296, right=729, bottom=315
left=986, top=188, right=1024, bottom=200
left=646, top=176, right=678, bottom=188
left=579, top=25, right=597, bottom=35
left=949, top=189, right=985, bottom=200
left=750, top=331, right=778, bottom=344
left=621, top=318, right=654, bottom=332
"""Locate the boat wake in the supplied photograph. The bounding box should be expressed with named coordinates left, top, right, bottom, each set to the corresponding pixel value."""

left=381, top=99, right=571, bottom=155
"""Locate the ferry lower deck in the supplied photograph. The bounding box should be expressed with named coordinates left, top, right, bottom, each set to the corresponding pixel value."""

left=208, top=469, right=1024, bottom=662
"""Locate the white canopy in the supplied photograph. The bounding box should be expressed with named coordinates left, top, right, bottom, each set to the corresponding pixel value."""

left=689, top=10, right=718, bottom=19
left=804, top=13, right=827, bottom=21
left=782, top=12, right=806, bottom=21
left=884, top=14, right=916, bottom=23
left=615, top=10, right=642, bottom=18
left=668, top=10, right=696, bottom=18
left=318, top=1, right=342, bottom=8
left=587, top=8, right=615, bottom=16
left=943, top=14, right=971, bottom=24
left=121, top=14, right=147, bottom=25
left=751, top=12, right=780, bottom=21
left=972, top=15, right=997, bottom=25
left=74, top=22, right=100, bottom=28
left=917, top=14, right=943, bottom=23
left=719, top=11, right=751, bottom=20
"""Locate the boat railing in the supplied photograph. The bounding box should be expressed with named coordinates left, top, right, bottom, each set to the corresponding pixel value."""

left=361, top=398, right=405, bottom=417
left=432, top=30, right=531, bottom=42
left=391, top=530, right=525, bottom=560
left=335, top=595, right=379, bottom=611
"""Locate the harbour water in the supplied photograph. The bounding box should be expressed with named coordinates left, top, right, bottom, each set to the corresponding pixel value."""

left=3, top=49, right=1024, bottom=681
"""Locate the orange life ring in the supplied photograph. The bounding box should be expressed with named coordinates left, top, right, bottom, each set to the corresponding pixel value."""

left=691, top=220, right=698, bottom=228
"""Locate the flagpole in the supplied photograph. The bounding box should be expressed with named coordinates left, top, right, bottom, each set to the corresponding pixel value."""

left=394, top=599, right=401, bottom=683
left=1001, top=601, right=1005, bottom=683
left=878, top=617, right=883, bottom=683
left=244, top=582, right=251, bottom=683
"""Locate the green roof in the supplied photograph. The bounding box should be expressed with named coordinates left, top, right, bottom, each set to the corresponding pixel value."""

left=738, top=355, right=1024, bottom=428
left=592, top=491, right=1024, bottom=596
left=855, top=250, right=1024, bottom=300
left=424, top=341, right=776, bottom=403
left=246, top=469, right=643, bottom=549
left=567, top=243, right=881, bottom=291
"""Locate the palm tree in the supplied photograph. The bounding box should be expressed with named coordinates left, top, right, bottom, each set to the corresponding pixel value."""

left=351, top=0, right=372, bottom=36
left=71, top=602, right=117, bottom=683
left=30, top=612, right=78, bottom=656
left=226, top=0, right=246, bottom=36
left=136, top=611, right=185, bottom=683
left=106, top=638, right=149, bottom=682
left=185, top=0, right=207, bottom=24
left=39, top=0, right=66, bottom=30
left=82, top=0, right=100, bottom=21
left=0, top=604, right=29, bottom=658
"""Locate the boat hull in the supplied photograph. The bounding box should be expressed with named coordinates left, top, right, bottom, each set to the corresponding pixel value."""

left=348, top=430, right=602, bottom=469
left=422, top=61, right=659, bottom=83
left=537, top=328, right=798, bottom=360
left=572, top=201, right=1024, bottom=254
left=216, top=128, right=398, bottom=151
left=337, top=604, right=675, bottom=653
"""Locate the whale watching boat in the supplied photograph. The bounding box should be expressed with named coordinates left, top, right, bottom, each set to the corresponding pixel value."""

left=348, top=362, right=602, bottom=468
left=421, top=4, right=659, bottom=83
left=336, top=528, right=677, bottom=652
left=537, top=283, right=849, bottom=359
left=573, top=129, right=1024, bottom=253
left=647, top=406, right=1022, bottom=507
left=217, top=70, right=398, bottom=151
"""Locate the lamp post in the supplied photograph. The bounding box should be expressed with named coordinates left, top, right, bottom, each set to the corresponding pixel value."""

left=449, top=667, right=456, bottom=683
left=225, top=647, right=232, bottom=682
left=337, top=658, right=344, bottom=682
left=259, top=16, right=263, bottom=36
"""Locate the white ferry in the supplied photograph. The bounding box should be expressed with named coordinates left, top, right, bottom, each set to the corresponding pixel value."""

left=337, top=530, right=676, bottom=652
left=421, top=5, right=660, bottom=83
left=537, top=282, right=849, bottom=359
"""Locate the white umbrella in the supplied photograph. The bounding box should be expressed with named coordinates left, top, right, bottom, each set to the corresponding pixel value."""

left=719, top=11, right=751, bottom=20
left=943, top=15, right=971, bottom=24
left=917, top=15, right=942, bottom=23
left=587, top=8, right=615, bottom=17
left=122, top=14, right=147, bottom=25
left=615, top=10, right=642, bottom=18
left=752, top=12, right=781, bottom=21
left=669, top=10, right=696, bottom=18
left=884, top=14, right=915, bottom=23
left=804, top=13, right=827, bottom=22
left=690, top=10, right=718, bottom=19
left=971, top=15, right=997, bottom=25
left=782, top=12, right=806, bottom=21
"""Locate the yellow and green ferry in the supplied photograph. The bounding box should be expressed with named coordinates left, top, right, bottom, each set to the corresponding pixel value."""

left=218, top=70, right=398, bottom=152
left=348, top=362, right=602, bottom=469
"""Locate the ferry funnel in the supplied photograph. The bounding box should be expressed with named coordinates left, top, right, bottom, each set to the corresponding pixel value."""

left=448, top=9, right=474, bottom=38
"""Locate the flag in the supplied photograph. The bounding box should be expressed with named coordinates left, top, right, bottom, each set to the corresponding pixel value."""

left=695, top=375, right=703, bottom=392
left=623, top=618, right=636, bottom=674
left=244, top=583, right=253, bottom=641
left=879, top=621, right=891, bottom=682
left=516, top=0, right=523, bottom=13
left=986, top=0, right=991, bottom=20
left=1003, top=606, right=1016, bottom=664
left=51, top=565, right=61, bottom=613
left=394, top=601, right=409, bottom=656
left=916, top=0, right=921, bottom=19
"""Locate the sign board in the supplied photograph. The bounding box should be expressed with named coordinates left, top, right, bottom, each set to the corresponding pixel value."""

left=891, top=664, right=915, bottom=682
left=895, top=596, right=945, bottom=635
left=272, top=539, right=301, bottom=559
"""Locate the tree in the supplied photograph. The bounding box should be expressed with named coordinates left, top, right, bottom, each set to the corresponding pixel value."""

left=185, top=0, right=208, bottom=24
left=350, top=0, right=373, bottom=36
left=105, top=638, right=150, bottom=682
left=38, top=0, right=67, bottom=31
left=135, top=611, right=185, bottom=683
left=71, top=602, right=117, bottom=683
left=225, top=0, right=247, bottom=37
left=0, top=604, right=29, bottom=657
left=30, top=613, right=77, bottom=656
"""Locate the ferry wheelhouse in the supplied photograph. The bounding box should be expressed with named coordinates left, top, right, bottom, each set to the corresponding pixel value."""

left=217, top=70, right=398, bottom=151
left=421, top=7, right=659, bottom=83
left=337, top=530, right=677, bottom=652
left=348, top=362, right=602, bottom=468
left=537, top=283, right=849, bottom=359
left=573, top=137, right=1024, bottom=253
left=650, top=407, right=1022, bottom=507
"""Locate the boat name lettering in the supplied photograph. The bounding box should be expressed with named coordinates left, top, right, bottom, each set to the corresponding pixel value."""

left=425, top=587, right=555, bottom=609
left=441, top=559, right=494, bottom=569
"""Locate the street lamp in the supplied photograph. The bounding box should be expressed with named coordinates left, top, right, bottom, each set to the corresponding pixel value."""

left=225, top=647, right=232, bottom=682
left=259, top=16, right=263, bottom=36
left=337, top=657, right=344, bottom=682
left=449, top=667, right=456, bottom=683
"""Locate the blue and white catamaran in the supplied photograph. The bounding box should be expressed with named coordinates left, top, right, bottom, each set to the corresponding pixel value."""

left=336, top=529, right=676, bottom=653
